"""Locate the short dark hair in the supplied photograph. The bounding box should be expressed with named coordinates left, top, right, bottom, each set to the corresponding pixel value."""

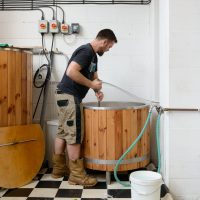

left=96, top=29, right=117, bottom=43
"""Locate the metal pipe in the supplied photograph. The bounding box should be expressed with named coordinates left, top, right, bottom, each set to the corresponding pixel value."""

left=0, top=7, right=44, bottom=18
left=50, top=5, right=65, bottom=22
left=0, top=0, right=150, bottom=2
left=0, top=0, right=151, bottom=7
left=1, top=0, right=151, bottom=2
left=163, top=108, right=200, bottom=112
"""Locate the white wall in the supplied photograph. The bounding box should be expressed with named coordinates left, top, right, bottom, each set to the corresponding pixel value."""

left=159, top=0, right=200, bottom=199
left=0, top=4, right=157, bottom=121
left=158, top=0, right=170, bottom=186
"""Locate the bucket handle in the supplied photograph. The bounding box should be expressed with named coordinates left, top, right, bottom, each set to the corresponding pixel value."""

left=131, top=185, right=160, bottom=196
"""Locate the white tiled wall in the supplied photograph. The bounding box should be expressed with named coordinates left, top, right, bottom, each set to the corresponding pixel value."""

left=0, top=4, right=157, bottom=121
left=168, top=0, right=200, bottom=199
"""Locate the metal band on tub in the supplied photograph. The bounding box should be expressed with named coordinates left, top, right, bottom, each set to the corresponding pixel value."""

left=84, top=154, right=149, bottom=165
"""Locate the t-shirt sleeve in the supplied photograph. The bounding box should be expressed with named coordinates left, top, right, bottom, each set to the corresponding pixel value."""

left=72, top=49, right=92, bottom=69
left=95, top=56, right=98, bottom=72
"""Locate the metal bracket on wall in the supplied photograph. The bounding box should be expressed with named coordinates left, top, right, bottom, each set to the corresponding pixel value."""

left=0, top=0, right=151, bottom=8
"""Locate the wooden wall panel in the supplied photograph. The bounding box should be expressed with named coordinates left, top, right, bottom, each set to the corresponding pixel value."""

left=15, top=51, right=22, bottom=125
left=0, top=51, right=8, bottom=127
left=7, top=51, right=16, bottom=126
left=0, top=49, right=32, bottom=126
left=21, top=52, right=28, bottom=125
left=26, top=53, right=32, bottom=124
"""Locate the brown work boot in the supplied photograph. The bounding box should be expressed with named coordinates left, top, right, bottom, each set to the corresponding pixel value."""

left=68, top=158, right=97, bottom=186
left=51, top=153, right=69, bottom=178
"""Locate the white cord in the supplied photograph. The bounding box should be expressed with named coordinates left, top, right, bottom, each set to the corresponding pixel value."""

left=62, top=33, right=77, bottom=46
left=43, top=34, right=51, bottom=62
left=63, top=52, right=70, bottom=64
left=102, top=81, right=159, bottom=105
left=38, top=49, right=43, bottom=76
left=107, top=194, right=114, bottom=198
left=0, top=188, right=8, bottom=198
left=103, top=193, right=114, bottom=199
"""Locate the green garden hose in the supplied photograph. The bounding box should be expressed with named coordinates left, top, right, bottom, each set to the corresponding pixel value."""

left=114, top=105, right=163, bottom=187
left=114, top=107, right=154, bottom=187
left=156, top=111, right=162, bottom=173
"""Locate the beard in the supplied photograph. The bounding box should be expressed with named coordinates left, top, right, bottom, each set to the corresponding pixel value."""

left=97, top=51, right=104, bottom=56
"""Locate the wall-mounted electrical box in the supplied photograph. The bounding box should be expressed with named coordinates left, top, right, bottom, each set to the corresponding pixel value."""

left=49, top=20, right=60, bottom=33
left=38, top=20, right=49, bottom=33
left=71, top=23, right=80, bottom=34
left=61, top=23, right=69, bottom=34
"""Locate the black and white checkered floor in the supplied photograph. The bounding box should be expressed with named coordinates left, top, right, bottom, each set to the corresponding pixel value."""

left=0, top=168, right=173, bottom=200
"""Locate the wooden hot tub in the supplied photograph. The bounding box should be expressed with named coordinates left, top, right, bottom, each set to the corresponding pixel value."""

left=83, top=101, right=150, bottom=172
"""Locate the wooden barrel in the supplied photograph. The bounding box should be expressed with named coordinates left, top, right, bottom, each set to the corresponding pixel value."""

left=83, top=101, right=150, bottom=171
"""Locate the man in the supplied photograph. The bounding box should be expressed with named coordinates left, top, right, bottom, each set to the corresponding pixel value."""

left=52, top=29, right=117, bottom=186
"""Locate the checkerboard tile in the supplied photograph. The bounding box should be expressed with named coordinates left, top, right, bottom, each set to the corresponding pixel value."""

left=0, top=168, right=173, bottom=200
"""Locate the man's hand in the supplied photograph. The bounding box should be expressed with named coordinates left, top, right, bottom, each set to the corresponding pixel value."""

left=91, top=79, right=102, bottom=91
left=95, top=91, right=104, bottom=102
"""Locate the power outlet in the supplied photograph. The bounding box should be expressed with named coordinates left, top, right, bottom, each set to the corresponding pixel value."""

left=71, top=23, right=80, bottom=34
left=60, top=23, right=69, bottom=34
left=49, top=20, right=60, bottom=33
left=38, top=20, right=49, bottom=33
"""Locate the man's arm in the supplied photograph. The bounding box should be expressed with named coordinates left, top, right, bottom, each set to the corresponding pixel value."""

left=93, top=72, right=104, bottom=101
left=66, top=61, right=102, bottom=90
left=93, top=72, right=98, bottom=80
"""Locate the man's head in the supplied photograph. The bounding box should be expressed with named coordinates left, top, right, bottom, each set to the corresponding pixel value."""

left=95, top=29, right=117, bottom=56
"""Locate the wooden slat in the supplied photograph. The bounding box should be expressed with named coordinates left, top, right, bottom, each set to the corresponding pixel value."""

left=122, top=110, right=128, bottom=171
left=91, top=109, right=99, bottom=170
left=21, top=52, right=27, bottom=124
left=0, top=51, right=8, bottom=127
left=138, top=108, right=150, bottom=167
left=129, top=109, right=138, bottom=169
left=98, top=110, right=107, bottom=170
left=140, top=108, right=145, bottom=167
left=15, top=51, right=22, bottom=125
left=136, top=109, right=142, bottom=168
left=115, top=111, right=123, bottom=171
left=26, top=53, right=32, bottom=124
left=106, top=110, right=116, bottom=171
left=144, top=108, right=150, bottom=166
left=83, top=109, right=92, bottom=169
left=7, top=51, right=16, bottom=126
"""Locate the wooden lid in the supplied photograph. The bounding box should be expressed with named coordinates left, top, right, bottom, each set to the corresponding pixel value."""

left=0, top=124, right=45, bottom=188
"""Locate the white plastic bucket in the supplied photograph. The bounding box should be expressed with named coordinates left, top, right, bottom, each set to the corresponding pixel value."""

left=130, top=170, right=162, bottom=200
left=46, top=120, right=59, bottom=167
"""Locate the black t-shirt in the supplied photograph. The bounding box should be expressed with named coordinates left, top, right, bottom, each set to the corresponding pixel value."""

left=57, top=43, right=98, bottom=100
